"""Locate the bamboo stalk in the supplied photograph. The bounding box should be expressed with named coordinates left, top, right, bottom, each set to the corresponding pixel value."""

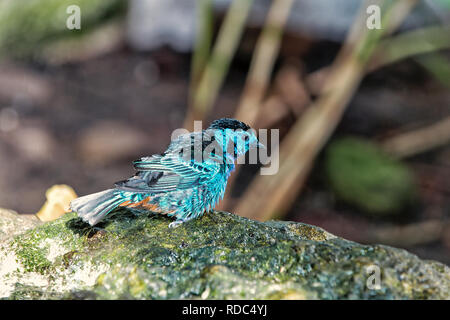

left=368, top=25, right=450, bottom=72
left=218, top=0, right=294, bottom=211
left=234, top=54, right=365, bottom=220
left=308, top=24, right=450, bottom=95
left=189, top=0, right=214, bottom=105
left=235, top=0, right=295, bottom=126
left=233, top=0, right=419, bottom=221
left=184, top=0, right=254, bottom=130
left=366, top=219, right=448, bottom=248
left=381, top=116, right=450, bottom=159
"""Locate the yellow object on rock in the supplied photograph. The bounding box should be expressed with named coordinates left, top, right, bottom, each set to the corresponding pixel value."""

left=36, top=185, right=78, bottom=222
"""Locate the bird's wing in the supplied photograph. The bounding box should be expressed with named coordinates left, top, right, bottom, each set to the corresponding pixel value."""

left=116, top=154, right=221, bottom=194
left=133, top=130, right=216, bottom=171
left=133, top=154, right=165, bottom=171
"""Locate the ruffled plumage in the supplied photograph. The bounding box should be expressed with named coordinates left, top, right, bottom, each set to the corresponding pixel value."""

left=70, top=118, right=261, bottom=227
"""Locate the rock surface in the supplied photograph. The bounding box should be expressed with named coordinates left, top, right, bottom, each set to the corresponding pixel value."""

left=0, top=208, right=449, bottom=299
left=0, top=209, right=41, bottom=242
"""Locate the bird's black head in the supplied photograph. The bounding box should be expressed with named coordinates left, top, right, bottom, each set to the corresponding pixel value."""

left=208, top=118, right=250, bottom=131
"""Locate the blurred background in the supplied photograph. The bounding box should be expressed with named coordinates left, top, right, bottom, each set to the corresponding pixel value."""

left=0, top=0, right=449, bottom=264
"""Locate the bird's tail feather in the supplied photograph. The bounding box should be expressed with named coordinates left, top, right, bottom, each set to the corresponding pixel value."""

left=70, top=189, right=125, bottom=226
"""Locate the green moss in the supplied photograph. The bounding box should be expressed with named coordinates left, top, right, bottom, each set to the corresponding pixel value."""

left=324, top=137, right=416, bottom=217
left=6, top=213, right=84, bottom=274
left=12, top=243, right=51, bottom=274
left=1, top=209, right=449, bottom=299
left=0, top=0, right=126, bottom=59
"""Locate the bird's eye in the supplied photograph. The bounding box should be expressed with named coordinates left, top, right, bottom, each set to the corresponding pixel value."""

left=241, top=135, right=250, bottom=144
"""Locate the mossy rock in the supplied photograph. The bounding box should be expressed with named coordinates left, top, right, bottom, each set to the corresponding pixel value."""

left=0, top=208, right=448, bottom=299
left=0, top=0, right=126, bottom=59
left=324, top=137, right=416, bottom=217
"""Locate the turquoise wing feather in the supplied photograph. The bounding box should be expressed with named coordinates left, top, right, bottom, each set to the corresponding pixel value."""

left=117, top=154, right=222, bottom=194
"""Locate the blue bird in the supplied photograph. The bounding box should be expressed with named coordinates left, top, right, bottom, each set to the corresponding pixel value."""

left=70, top=118, right=263, bottom=228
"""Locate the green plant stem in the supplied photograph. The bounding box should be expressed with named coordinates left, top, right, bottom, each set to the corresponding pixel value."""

left=184, top=0, right=253, bottom=130
left=218, top=0, right=294, bottom=212
left=235, top=0, right=295, bottom=126
left=233, top=0, right=419, bottom=221
left=369, top=25, right=450, bottom=72
left=189, top=0, right=214, bottom=105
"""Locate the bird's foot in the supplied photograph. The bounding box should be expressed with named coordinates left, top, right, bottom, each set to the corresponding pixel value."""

left=84, top=226, right=106, bottom=238
left=168, top=217, right=194, bottom=229
left=168, top=220, right=184, bottom=228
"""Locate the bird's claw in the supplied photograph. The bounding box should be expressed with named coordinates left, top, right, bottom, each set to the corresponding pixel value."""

left=169, top=216, right=195, bottom=228
left=169, top=220, right=184, bottom=228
